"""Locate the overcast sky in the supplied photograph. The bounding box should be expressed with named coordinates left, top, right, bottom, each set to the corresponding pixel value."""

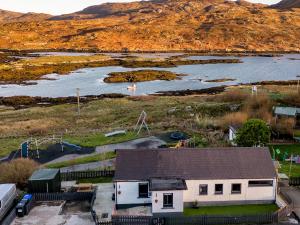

left=0, top=0, right=281, bottom=15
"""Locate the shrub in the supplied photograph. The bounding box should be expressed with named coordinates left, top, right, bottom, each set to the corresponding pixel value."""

left=243, top=94, right=273, bottom=122
left=217, top=89, right=249, bottom=102
left=271, top=117, right=296, bottom=137
left=235, top=119, right=271, bottom=147
left=279, top=91, right=300, bottom=107
left=220, top=111, right=248, bottom=128
left=0, top=158, right=39, bottom=188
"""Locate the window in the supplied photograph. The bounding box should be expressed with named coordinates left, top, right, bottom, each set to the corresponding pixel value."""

left=199, top=184, right=208, bottom=195
left=231, top=184, right=241, bottom=194
left=215, top=184, right=223, bottom=195
left=138, top=183, right=149, bottom=198
left=248, top=180, right=273, bottom=187
left=163, top=193, right=173, bottom=208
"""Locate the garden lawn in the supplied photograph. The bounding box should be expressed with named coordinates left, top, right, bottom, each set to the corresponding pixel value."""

left=279, top=162, right=300, bottom=177
left=269, top=144, right=300, bottom=161
left=46, top=151, right=116, bottom=169
left=184, top=204, right=278, bottom=216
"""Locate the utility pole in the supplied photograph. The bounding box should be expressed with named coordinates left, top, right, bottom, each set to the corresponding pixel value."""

left=289, top=154, right=293, bottom=178
left=76, top=88, right=80, bottom=116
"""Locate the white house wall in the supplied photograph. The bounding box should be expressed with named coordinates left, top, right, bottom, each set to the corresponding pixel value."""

left=152, top=190, right=183, bottom=214
left=183, top=179, right=276, bottom=204
left=115, top=179, right=276, bottom=209
left=115, top=181, right=151, bottom=205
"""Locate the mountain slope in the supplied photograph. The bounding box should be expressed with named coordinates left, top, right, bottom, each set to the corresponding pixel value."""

left=272, top=0, right=300, bottom=9
left=0, top=9, right=51, bottom=23
left=0, top=0, right=299, bottom=52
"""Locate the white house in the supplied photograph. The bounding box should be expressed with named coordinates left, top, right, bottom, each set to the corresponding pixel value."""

left=114, top=148, right=277, bottom=216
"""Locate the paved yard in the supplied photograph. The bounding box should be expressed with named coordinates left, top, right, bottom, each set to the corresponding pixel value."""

left=12, top=202, right=94, bottom=225
left=116, top=206, right=152, bottom=216
left=281, top=185, right=300, bottom=220
left=93, top=183, right=115, bottom=221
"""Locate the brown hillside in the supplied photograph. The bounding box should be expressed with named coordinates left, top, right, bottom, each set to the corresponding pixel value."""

left=0, top=0, right=299, bottom=52
left=0, top=9, right=51, bottom=23
left=272, top=0, right=300, bottom=9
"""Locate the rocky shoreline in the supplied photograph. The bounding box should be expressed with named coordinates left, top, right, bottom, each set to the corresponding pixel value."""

left=1, top=49, right=300, bottom=54
left=1, top=79, right=299, bottom=108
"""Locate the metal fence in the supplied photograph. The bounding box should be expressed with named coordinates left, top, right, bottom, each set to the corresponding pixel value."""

left=95, top=213, right=278, bottom=225
left=60, top=170, right=115, bottom=181
left=289, top=177, right=300, bottom=186
left=33, top=192, right=94, bottom=202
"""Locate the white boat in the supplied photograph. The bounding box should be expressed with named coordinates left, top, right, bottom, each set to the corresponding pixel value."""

left=127, top=83, right=137, bottom=90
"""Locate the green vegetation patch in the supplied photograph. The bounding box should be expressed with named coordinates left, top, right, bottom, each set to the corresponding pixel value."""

left=269, top=144, right=300, bottom=161
left=0, top=137, right=25, bottom=157
left=46, top=151, right=116, bottom=169
left=104, top=70, right=184, bottom=83
left=184, top=204, right=278, bottom=216
left=279, top=162, right=300, bottom=177
left=64, top=132, right=138, bottom=148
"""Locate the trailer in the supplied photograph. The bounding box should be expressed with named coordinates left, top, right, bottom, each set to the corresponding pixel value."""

left=0, top=184, right=17, bottom=222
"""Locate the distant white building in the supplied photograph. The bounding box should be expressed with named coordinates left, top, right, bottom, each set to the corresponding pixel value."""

left=228, top=125, right=240, bottom=145
left=114, top=148, right=277, bottom=216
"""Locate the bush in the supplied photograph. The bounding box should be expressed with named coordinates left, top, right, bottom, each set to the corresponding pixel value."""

left=235, top=119, right=271, bottom=147
left=279, top=91, right=300, bottom=107
left=271, top=117, right=296, bottom=137
left=243, top=94, right=273, bottom=122
left=0, top=158, right=39, bottom=188
left=217, top=89, right=249, bottom=102
left=220, top=111, right=248, bottom=128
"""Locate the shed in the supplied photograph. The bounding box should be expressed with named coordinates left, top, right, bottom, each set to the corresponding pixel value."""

left=28, top=169, right=61, bottom=193
left=274, top=106, right=300, bottom=117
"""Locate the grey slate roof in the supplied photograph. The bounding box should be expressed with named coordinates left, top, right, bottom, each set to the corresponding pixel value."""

left=149, top=178, right=187, bottom=191
left=274, top=106, right=300, bottom=117
left=29, top=169, right=60, bottom=181
left=114, top=148, right=276, bottom=181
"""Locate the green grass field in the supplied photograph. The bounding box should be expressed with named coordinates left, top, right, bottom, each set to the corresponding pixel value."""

left=64, top=132, right=138, bottom=148
left=270, top=144, right=300, bottom=161
left=269, top=144, right=300, bottom=177
left=46, top=151, right=116, bottom=168
left=184, top=204, right=278, bottom=216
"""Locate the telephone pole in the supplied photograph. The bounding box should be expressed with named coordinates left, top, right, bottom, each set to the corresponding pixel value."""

left=76, top=88, right=80, bottom=116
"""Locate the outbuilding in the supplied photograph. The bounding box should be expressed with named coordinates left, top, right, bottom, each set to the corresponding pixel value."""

left=28, top=169, right=61, bottom=193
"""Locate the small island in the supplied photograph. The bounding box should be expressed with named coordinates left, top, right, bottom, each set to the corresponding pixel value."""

left=104, top=70, right=185, bottom=83
left=205, top=78, right=236, bottom=83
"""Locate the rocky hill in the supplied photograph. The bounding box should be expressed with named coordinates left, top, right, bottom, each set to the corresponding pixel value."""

left=0, top=0, right=299, bottom=52
left=272, top=0, right=300, bottom=9
left=0, top=9, right=51, bottom=23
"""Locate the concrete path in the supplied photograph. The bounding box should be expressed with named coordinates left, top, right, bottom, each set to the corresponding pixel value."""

left=46, top=136, right=165, bottom=165
left=93, top=183, right=115, bottom=222
left=281, top=186, right=300, bottom=220
left=60, top=159, right=115, bottom=172
left=95, top=136, right=166, bottom=153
